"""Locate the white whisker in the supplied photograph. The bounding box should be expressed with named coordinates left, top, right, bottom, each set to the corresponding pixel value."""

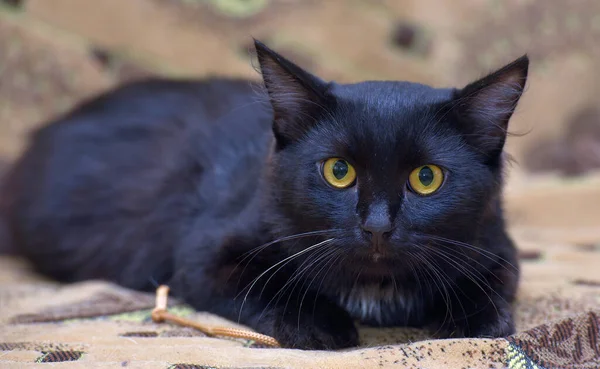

left=237, top=238, right=334, bottom=321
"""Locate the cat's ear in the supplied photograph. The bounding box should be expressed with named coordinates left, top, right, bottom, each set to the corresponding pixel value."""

left=453, top=55, right=529, bottom=158
left=254, top=39, right=330, bottom=148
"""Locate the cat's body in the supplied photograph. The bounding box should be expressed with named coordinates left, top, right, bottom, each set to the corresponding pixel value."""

left=1, top=41, right=527, bottom=350
left=2, top=78, right=273, bottom=288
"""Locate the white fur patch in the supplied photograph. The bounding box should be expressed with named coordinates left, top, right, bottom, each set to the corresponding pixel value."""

left=338, top=283, right=412, bottom=324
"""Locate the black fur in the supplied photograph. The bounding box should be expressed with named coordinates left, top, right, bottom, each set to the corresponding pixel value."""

left=1, top=40, right=528, bottom=350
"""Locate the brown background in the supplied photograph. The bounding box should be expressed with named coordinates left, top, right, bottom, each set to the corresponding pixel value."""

left=0, top=0, right=599, bottom=222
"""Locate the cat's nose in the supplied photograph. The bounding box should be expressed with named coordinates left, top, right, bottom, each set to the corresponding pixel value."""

left=361, top=217, right=393, bottom=239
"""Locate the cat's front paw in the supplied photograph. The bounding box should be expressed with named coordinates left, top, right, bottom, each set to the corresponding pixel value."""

left=466, top=307, right=514, bottom=338
left=272, top=305, right=359, bottom=350
left=438, top=306, right=515, bottom=339
left=274, top=316, right=359, bottom=350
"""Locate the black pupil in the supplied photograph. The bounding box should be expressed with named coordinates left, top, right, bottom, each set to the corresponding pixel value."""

left=332, top=160, right=349, bottom=180
left=419, top=166, right=434, bottom=186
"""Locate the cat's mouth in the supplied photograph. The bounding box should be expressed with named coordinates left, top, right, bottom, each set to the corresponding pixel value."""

left=358, top=259, right=397, bottom=278
left=371, top=252, right=383, bottom=262
left=352, top=249, right=400, bottom=277
left=361, top=239, right=396, bottom=264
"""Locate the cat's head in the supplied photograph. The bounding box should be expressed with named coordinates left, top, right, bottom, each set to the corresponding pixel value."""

left=255, top=40, right=528, bottom=281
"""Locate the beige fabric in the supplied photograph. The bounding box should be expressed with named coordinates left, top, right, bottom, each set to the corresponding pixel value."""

left=1, top=173, right=600, bottom=368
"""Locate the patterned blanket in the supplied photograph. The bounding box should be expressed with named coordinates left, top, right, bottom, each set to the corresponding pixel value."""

left=1, top=173, right=600, bottom=369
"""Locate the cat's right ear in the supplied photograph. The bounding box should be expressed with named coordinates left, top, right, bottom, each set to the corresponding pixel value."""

left=452, top=55, right=529, bottom=160
left=254, top=39, right=330, bottom=148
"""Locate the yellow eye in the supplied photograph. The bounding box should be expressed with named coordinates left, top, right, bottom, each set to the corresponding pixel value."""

left=408, top=165, right=444, bottom=195
left=322, top=158, right=356, bottom=188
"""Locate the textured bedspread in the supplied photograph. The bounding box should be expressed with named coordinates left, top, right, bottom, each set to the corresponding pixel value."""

left=1, top=173, right=600, bottom=369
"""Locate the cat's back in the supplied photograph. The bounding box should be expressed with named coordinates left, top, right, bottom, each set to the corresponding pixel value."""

left=50, top=77, right=271, bottom=146
left=1, top=77, right=273, bottom=288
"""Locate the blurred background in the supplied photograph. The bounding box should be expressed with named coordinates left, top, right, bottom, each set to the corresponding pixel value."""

left=0, top=0, right=599, bottom=233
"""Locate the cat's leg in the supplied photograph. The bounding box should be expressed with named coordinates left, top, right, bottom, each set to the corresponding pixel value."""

left=170, top=226, right=359, bottom=350
left=231, top=290, right=360, bottom=350
left=428, top=241, right=519, bottom=338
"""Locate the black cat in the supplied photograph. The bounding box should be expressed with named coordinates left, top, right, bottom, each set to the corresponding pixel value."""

left=1, top=40, right=527, bottom=350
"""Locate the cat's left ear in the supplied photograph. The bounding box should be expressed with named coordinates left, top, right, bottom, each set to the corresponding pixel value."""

left=254, top=39, right=331, bottom=149
left=453, top=55, right=529, bottom=158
